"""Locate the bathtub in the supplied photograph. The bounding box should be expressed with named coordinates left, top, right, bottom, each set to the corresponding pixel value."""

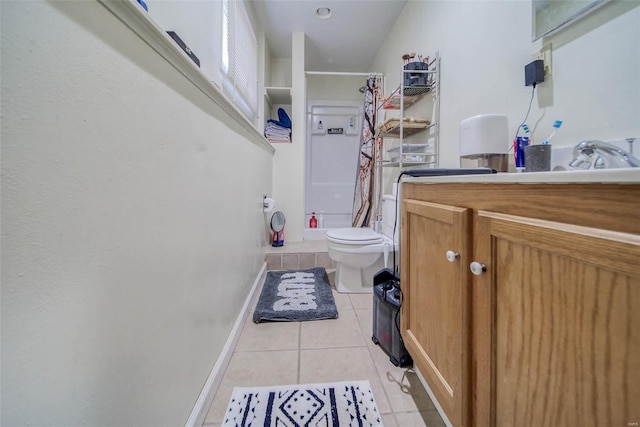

left=304, top=214, right=352, bottom=240
left=303, top=228, right=329, bottom=240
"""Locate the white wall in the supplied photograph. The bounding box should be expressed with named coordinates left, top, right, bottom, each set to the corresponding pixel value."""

left=0, top=1, right=273, bottom=426
left=271, top=58, right=293, bottom=87
left=146, top=0, right=222, bottom=85
left=271, top=33, right=306, bottom=241
left=371, top=1, right=640, bottom=190
left=307, top=75, right=368, bottom=101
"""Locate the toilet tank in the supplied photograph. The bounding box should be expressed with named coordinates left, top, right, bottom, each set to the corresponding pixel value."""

left=380, top=194, right=399, bottom=242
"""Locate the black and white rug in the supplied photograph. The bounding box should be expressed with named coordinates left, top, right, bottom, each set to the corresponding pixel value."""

left=222, top=381, right=383, bottom=426
left=253, top=267, right=338, bottom=323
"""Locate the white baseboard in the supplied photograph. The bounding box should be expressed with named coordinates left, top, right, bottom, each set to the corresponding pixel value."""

left=414, top=367, right=453, bottom=427
left=185, top=262, right=267, bottom=427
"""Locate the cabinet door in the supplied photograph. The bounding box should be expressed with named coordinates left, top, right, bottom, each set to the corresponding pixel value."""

left=401, top=199, right=472, bottom=427
left=473, top=211, right=640, bottom=427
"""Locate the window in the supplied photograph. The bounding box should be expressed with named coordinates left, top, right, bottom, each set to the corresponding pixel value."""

left=222, top=0, right=258, bottom=122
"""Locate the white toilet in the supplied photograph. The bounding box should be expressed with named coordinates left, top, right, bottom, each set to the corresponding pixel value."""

left=326, top=195, right=398, bottom=293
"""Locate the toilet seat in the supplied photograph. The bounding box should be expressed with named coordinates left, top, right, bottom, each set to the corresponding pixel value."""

left=326, top=228, right=383, bottom=246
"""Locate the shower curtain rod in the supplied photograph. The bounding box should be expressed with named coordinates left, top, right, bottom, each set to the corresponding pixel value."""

left=305, top=71, right=384, bottom=77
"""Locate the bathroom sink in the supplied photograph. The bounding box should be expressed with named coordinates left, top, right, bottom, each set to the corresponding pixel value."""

left=551, top=138, right=638, bottom=171
left=402, top=139, right=640, bottom=184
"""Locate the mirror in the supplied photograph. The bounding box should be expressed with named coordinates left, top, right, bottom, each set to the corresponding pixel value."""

left=270, top=211, right=286, bottom=232
left=270, top=211, right=286, bottom=247
left=533, top=0, right=607, bottom=40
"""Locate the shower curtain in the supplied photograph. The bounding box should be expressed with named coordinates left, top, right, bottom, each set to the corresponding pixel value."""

left=352, top=75, right=382, bottom=228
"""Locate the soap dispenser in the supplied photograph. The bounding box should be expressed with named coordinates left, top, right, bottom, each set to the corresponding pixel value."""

left=309, top=212, right=318, bottom=228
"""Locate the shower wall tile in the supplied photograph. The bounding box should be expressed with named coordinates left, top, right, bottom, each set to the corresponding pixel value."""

left=316, top=253, right=332, bottom=269
left=282, top=254, right=299, bottom=270
left=265, top=245, right=334, bottom=271
left=299, top=253, right=316, bottom=269
left=265, top=254, right=282, bottom=271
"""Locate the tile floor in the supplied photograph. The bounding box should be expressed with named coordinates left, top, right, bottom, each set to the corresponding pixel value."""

left=203, top=271, right=446, bottom=426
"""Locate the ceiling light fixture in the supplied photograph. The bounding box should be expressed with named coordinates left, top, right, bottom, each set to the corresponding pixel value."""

left=315, top=7, right=332, bottom=19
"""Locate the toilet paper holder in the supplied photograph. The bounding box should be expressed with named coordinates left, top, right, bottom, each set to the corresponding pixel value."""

left=263, top=195, right=275, bottom=212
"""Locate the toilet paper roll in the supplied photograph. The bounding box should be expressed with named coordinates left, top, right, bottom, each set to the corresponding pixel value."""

left=263, top=197, right=275, bottom=213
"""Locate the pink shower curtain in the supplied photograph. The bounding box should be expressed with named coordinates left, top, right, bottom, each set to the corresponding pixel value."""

left=352, top=75, right=382, bottom=227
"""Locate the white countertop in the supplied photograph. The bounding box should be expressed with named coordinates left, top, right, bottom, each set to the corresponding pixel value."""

left=402, top=168, right=640, bottom=184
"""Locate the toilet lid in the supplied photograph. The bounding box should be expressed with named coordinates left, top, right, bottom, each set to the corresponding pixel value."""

left=326, top=228, right=383, bottom=245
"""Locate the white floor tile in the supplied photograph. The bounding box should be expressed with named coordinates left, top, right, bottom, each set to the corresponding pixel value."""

left=300, top=309, right=365, bottom=349
left=235, top=320, right=300, bottom=352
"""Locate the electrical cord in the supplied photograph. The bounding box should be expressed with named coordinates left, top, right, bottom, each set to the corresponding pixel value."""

left=391, top=171, right=408, bottom=276
left=509, top=82, right=536, bottom=166
left=394, top=286, right=404, bottom=334
left=390, top=174, right=408, bottom=340
left=373, top=171, right=411, bottom=368
left=511, top=83, right=537, bottom=149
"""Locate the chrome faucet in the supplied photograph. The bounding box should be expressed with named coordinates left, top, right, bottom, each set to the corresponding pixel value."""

left=569, top=140, right=640, bottom=169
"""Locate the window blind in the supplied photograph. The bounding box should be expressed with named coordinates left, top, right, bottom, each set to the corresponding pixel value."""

left=222, top=0, right=258, bottom=121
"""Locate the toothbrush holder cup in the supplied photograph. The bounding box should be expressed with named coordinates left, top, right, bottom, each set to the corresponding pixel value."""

left=524, top=144, right=552, bottom=172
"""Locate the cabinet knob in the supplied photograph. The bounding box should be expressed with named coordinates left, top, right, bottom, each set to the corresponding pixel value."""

left=470, top=262, right=487, bottom=276
left=446, top=250, right=460, bottom=262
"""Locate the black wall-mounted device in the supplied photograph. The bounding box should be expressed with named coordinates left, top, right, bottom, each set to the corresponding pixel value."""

left=525, top=59, right=545, bottom=86
left=167, top=31, right=200, bottom=67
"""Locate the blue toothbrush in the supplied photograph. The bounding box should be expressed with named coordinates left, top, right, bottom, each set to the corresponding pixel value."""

left=542, top=120, right=563, bottom=145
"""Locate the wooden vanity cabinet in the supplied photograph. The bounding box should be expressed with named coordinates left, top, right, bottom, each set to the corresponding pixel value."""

left=400, top=200, right=473, bottom=427
left=400, top=182, right=640, bottom=427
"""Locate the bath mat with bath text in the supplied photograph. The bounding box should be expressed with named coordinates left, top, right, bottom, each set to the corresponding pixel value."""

left=253, top=267, right=338, bottom=323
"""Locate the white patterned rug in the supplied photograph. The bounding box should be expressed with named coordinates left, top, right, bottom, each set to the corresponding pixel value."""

left=222, top=380, right=383, bottom=426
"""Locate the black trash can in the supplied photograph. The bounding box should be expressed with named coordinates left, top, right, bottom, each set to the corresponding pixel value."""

left=371, top=269, right=412, bottom=367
